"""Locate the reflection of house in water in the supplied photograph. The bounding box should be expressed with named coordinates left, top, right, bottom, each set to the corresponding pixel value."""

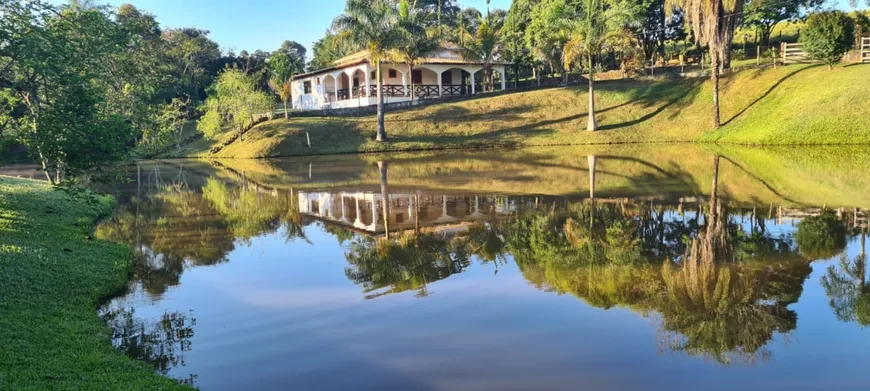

left=299, top=190, right=520, bottom=235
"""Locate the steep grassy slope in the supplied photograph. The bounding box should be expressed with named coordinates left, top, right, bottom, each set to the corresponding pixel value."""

left=169, top=64, right=870, bottom=159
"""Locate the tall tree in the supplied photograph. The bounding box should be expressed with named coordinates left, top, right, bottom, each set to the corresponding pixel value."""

left=394, top=0, right=440, bottom=103
left=309, top=30, right=359, bottom=70
left=162, top=28, right=221, bottom=101
left=277, top=40, right=307, bottom=65
left=459, top=15, right=503, bottom=92
left=267, top=51, right=303, bottom=119
left=563, top=0, right=638, bottom=131
left=635, top=0, right=686, bottom=65
left=198, top=68, right=272, bottom=141
left=1, top=1, right=138, bottom=182
left=333, top=0, right=404, bottom=142
left=526, top=0, right=572, bottom=82
left=667, top=0, right=745, bottom=127
left=501, top=0, right=537, bottom=87
left=416, top=0, right=460, bottom=36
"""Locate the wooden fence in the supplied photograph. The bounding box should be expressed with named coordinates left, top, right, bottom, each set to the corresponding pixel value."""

left=781, top=42, right=811, bottom=64
left=862, top=37, right=870, bottom=64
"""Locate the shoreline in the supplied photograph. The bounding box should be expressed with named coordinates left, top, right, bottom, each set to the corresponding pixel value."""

left=0, top=177, right=192, bottom=391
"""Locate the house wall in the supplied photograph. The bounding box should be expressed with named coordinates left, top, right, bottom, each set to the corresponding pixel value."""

left=292, top=63, right=371, bottom=110
left=292, top=61, right=508, bottom=111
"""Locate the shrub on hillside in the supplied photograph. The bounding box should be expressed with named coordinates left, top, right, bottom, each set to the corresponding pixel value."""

left=800, top=11, right=855, bottom=69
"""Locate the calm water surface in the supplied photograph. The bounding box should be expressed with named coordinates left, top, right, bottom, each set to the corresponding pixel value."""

left=94, top=145, right=870, bottom=390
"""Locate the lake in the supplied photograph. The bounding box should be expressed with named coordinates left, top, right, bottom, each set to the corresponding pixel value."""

left=91, top=145, right=870, bottom=390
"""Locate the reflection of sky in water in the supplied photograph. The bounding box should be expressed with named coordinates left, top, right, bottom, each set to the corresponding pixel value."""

left=101, top=217, right=870, bottom=391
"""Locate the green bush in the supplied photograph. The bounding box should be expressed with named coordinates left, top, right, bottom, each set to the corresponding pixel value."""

left=800, top=11, right=855, bottom=69
left=733, top=49, right=746, bottom=61
left=795, top=210, right=847, bottom=259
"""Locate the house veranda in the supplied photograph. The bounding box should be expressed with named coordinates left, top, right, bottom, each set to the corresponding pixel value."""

left=291, top=44, right=509, bottom=111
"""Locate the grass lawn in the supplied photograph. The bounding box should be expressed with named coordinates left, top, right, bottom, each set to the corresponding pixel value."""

left=168, top=63, right=870, bottom=159
left=0, top=177, right=190, bottom=390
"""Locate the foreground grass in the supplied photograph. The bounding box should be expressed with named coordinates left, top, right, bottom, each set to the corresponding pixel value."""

left=0, top=177, right=189, bottom=390
left=169, top=64, right=870, bottom=159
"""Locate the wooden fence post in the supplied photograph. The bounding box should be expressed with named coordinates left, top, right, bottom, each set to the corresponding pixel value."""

left=862, top=37, right=870, bottom=64
left=757, top=46, right=761, bottom=66
left=779, top=42, right=788, bottom=65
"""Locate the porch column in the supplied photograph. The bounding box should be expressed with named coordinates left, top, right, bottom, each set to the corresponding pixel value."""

left=340, top=195, right=348, bottom=222
left=500, top=67, right=507, bottom=91
left=437, top=70, right=443, bottom=98
left=470, top=72, right=476, bottom=95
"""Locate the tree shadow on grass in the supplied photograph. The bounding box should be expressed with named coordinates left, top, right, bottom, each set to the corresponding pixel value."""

left=390, top=103, right=540, bottom=123
left=388, top=95, right=653, bottom=146
left=722, top=64, right=822, bottom=126
left=596, top=79, right=706, bottom=131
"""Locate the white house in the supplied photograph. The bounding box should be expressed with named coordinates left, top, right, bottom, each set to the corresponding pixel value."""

left=291, top=44, right=509, bottom=111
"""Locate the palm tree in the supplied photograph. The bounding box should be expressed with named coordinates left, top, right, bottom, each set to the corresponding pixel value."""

left=333, top=0, right=404, bottom=142
left=666, top=0, right=744, bottom=128
left=562, top=0, right=635, bottom=131
left=393, top=0, right=440, bottom=104
left=459, top=15, right=501, bottom=92
left=267, top=51, right=303, bottom=120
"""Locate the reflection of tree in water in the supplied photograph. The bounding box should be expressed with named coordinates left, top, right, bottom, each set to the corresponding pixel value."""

left=97, top=177, right=310, bottom=296
left=101, top=307, right=198, bottom=386
left=655, top=258, right=805, bottom=364
left=463, top=220, right=509, bottom=271
left=509, top=155, right=812, bottom=364
left=344, top=233, right=471, bottom=298
left=796, top=210, right=848, bottom=260
left=822, top=232, right=870, bottom=326
left=97, top=184, right=236, bottom=296
left=201, top=178, right=299, bottom=243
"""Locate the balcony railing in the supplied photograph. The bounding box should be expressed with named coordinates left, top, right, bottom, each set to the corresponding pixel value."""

left=414, top=84, right=440, bottom=97
left=441, top=85, right=470, bottom=96
left=382, top=85, right=407, bottom=97
left=351, top=86, right=367, bottom=98
left=332, top=84, right=477, bottom=101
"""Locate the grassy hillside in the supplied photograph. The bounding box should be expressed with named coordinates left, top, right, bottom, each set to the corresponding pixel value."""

left=0, top=177, right=190, bottom=391
left=168, top=63, right=870, bottom=159
left=701, top=64, right=870, bottom=144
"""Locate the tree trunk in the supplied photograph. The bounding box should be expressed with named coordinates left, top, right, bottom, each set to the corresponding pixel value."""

left=284, top=99, right=289, bottom=120
left=378, top=161, right=390, bottom=239
left=587, top=56, right=598, bottom=132
left=376, top=60, right=387, bottom=142
left=408, top=64, right=415, bottom=103
left=710, top=47, right=721, bottom=128
left=762, top=24, right=773, bottom=47
left=587, top=155, right=597, bottom=199
left=39, top=155, right=53, bottom=184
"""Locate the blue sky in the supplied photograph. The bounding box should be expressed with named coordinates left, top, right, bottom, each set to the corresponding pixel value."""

left=56, top=0, right=863, bottom=57
left=62, top=0, right=513, bottom=56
